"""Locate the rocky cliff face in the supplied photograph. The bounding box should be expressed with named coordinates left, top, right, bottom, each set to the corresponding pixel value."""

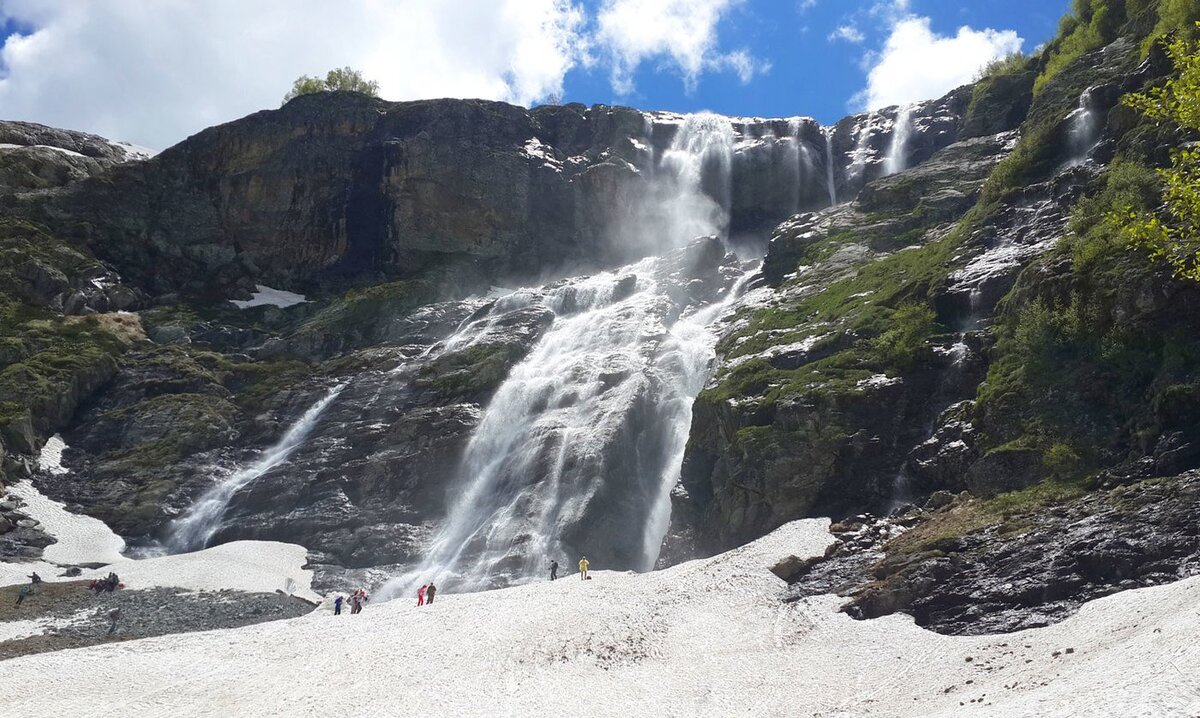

left=4, top=91, right=975, bottom=302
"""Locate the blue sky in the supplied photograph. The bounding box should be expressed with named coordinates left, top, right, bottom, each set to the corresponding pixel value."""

left=0, top=1, right=1071, bottom=148
left=560, top=0, right=1068, bottom=122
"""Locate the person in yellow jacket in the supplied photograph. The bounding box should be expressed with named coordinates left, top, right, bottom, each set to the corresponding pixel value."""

left=578, top=556, right=590, bottom=580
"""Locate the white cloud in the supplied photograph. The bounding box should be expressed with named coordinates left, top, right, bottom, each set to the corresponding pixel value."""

left=797, top=0, right=818, bottom=12
left=854, top=16, right=1022, bottom=110
left=0, top=0, right=588, bottom=149
left=829, top=25, right=865, bottom=44
left=594, top=0, right=766, bottom=95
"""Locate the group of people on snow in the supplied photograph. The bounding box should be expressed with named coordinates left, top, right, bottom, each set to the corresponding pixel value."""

left=328, top=554, right=594, bottom=616
left=89, top=572, right=121, bottom=594
left=549, top=556, right=590, bottom=581
left=333, top=588, right=369, bottom=615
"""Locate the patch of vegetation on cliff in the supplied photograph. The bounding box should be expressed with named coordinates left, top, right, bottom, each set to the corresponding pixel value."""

left=414, top=343, right=524, bottom=402
left=0, top=298, right=139, bottom=455
left=974, top=160, right=1200, bottom=475
left=887, top=477, right=1092, bottom=558
left=1035, top=0, right=1198, bottom=95
left=228, top=358, right=314, bottom=412
left=94, top=393, right=238, bottom=472
left=289, top=278, right=438, bottom=357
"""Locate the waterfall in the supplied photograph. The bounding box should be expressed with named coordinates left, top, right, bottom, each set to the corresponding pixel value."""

left=382, top=257, right=750, bottom=595
left=377, top=112, right=752, bottom=596
left=883, top=105, right=915, bottom=176
left=639, top=267, right=760, bottom=564
left=787, top=118, right=817, bottom=214
left=654, top=113, right=734, bottom=245
left=1065, top=88, right=1100, bottom=166
left=822, top=126, right=838, bottom=206
left=166, top=383, right=346, bottom=552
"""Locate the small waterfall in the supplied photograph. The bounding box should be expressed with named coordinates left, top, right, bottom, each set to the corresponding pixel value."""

left=889, top=332, right=971, bottom=511
left=788, top=118, right=818, bottom=214
left=166, top=383, right=346, bottom=552
left=822, top=126, right=838, bottom=206
left=883, top=105, right=915, bottom=176
left=1065, top=88, right=1100, bottom=166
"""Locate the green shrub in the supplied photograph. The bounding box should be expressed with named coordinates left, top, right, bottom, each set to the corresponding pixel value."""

left=1043, top=442, right=1083, bottom=480
left=867, top=303, right=938, bottom=371
left=283, top=67, right=380, bottom=104
left=1118, top=27, right=1200, bottom=280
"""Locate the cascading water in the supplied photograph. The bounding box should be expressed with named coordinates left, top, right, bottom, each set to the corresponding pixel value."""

left=167, top=383, right=346, bottom=552
left=384, top=114, right=749, bottom=595
left=883, top=105, right=916, bottom=176
left=822, top=126, right=838, bottom=205
left=787, top=118, right=818, bottom=214
left=639, top=268, right=760, bottom=564
left=1065, top=88, right=1100, bottom=166
left=383, top=256, right=753, bottom=595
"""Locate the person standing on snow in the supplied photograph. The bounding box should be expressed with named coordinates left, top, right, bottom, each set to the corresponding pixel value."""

left=334, top=595, right=344, bottom=615
left=417, top=584, right=427, bottom=606
left=550, top=560, right=558, bottom=581
left=578, top=556, right=590, bottom=580
left=350, top=593, right=361, bottom=615
left=426, top=582, right=437, bottom=604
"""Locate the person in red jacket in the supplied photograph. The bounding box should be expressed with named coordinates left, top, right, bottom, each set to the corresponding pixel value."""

left=417, top=584, right=427, bottom=606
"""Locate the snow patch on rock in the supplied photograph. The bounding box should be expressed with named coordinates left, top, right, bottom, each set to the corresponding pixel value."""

left=5, top=479, right=126, bottom=566
left=231, top=285, right=308, bottom=309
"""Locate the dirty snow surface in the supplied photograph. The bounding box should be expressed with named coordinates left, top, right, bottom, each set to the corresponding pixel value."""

left=4, top=519, right=1199, bottom=716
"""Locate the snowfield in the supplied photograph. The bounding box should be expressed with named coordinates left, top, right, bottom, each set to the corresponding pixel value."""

left=4, top=518, right=1200, bottom=716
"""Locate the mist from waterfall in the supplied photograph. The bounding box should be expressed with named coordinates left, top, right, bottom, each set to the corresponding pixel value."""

left=786, top=119, right=819, bottom=214
left=652, top=113, right=735, bottom=244
left=166, top=383, right=346, bottom=552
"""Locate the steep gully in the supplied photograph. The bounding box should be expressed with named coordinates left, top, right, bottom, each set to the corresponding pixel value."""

left=155, top=103, right=941, bottom=593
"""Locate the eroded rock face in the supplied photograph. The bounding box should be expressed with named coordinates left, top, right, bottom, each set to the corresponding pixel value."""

left=833, top=472, right=1200, bottom=635
left=4, top=90, right=976, bottom=303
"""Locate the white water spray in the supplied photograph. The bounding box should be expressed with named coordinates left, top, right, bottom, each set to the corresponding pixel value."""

left=654, top=113, right=734, bottom=244
left=167, top=383, right=346, bottom=552
left=1065, top=88, right=1100, bottom=166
